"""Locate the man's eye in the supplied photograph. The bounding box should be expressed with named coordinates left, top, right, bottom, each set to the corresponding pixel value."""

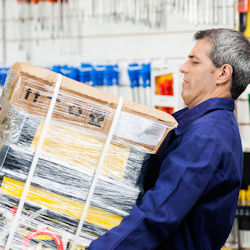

left=192, top=61, right=199, bottom=64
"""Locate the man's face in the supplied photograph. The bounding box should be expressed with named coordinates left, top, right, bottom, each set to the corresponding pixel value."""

left=180, top=39, right=218, bottom=109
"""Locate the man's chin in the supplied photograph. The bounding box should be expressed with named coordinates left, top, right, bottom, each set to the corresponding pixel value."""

left=181, top=94, right=189, bottom=107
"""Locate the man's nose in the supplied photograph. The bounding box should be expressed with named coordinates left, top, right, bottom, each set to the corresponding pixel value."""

left=179, top=61, right=188, bottom=73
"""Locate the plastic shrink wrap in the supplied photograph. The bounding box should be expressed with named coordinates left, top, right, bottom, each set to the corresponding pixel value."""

left=0, top=63, right=178, bottom=249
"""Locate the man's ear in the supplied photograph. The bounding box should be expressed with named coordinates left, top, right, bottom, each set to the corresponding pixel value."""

left=216, top=64, right=233, bottom=85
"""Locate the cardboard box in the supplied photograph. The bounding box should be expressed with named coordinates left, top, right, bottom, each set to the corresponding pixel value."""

left=5, top=62, right=177, bottom=153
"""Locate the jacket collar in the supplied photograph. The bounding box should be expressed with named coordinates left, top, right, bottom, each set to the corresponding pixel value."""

left=172, top=98, right=235, bottom=136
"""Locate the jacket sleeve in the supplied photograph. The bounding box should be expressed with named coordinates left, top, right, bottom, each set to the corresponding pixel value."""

left=88, top=130, right=221, bottom=250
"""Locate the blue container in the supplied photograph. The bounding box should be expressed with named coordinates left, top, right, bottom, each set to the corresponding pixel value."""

left=51, top=65, right=62, bottom=73
left=0, top=67, right=9, bottom=86
left=140, top=63, right=151, bottom=88
left=113, top=64, right=120, bottom=86
left=79, top=63, right=92, bottom=83
left=91, top=65, right=105, bottom=87
left=127, top=63, right=141, bottom=88
left=104, top=65, right=115, bottom=86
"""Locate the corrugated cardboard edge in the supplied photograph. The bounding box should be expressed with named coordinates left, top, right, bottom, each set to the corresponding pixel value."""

left=9, top=62, right=178, bottom=153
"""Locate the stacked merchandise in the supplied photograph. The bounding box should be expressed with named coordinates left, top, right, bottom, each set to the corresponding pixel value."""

left=0, top=62, right=177, bottom=249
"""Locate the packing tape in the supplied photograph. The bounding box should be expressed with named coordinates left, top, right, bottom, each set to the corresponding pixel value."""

left=71, top=96, right=124, bottom=250
left=5, top=73, right=63, bottom=250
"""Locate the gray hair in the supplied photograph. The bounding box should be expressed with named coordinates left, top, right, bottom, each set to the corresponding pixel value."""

left=194, top=28, right=250, bottom=99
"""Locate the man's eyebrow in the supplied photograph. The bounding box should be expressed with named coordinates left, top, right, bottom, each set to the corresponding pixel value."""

left=188, top=55, right=200, bottom=60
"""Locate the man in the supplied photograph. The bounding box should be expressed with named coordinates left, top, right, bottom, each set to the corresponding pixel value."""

left=88, top=28, right=250, bottom=249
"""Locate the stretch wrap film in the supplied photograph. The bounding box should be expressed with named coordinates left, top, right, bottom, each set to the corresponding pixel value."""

left=0, top=63, right=177, bottom=250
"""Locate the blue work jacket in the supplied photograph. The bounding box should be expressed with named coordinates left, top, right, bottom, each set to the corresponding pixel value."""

left=89, top=97, right=243, bottom=250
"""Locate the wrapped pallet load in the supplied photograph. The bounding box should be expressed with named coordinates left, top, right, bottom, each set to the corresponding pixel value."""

left=0, top=62, right=178, bottom=249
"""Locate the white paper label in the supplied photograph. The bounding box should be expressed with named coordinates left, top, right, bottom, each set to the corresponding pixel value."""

left=115, top=111, right=168, bottom=147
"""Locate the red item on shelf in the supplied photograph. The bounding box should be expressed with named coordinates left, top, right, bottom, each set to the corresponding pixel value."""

left=238, top=0, right=249, bottom=13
